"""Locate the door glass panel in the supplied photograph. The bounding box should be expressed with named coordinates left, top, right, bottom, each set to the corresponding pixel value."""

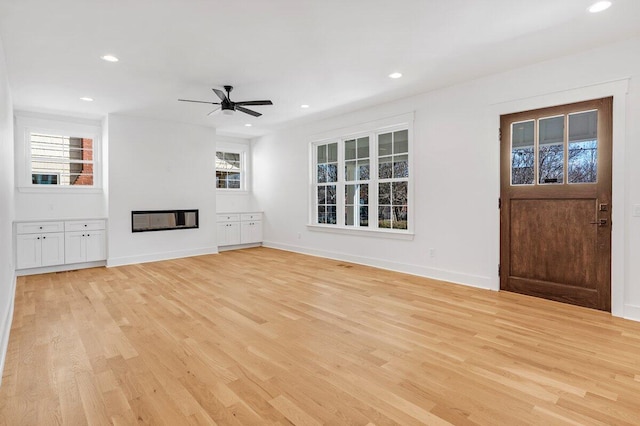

left=511, top=120, right=534, bottom=185
left=539, top=116, right=564, bottom=184
left=568, top=110, right=598, bottom=183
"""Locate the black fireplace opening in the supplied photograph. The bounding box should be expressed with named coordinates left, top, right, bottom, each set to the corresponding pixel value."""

left=131, top=209, right=199, bottom=233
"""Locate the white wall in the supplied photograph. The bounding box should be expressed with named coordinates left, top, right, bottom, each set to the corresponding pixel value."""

left=253, top=36, right=640, bottom=321
left=107, top=114, right=218, bottom=266
left=0, top=36, right=15, bottom=385
left=215, top=135, right=259, bottom=213
left=13, top=112, right=107, bottom=220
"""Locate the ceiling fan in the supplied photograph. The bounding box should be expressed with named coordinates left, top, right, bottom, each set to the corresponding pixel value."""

left=178, top=85, right=273, bottom=117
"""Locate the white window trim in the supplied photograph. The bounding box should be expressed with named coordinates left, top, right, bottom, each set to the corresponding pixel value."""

left=308, top=112, right=415, bottom=237
left=15, top=112, right=103, bottom=193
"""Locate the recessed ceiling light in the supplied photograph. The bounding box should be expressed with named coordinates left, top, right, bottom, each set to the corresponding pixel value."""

left=244, top=123, right=252, bottom=127
left=588, top=1, right=612, bottom=13
left=101, top=54, right=119, bottom=62
left=300, top=104, right=310, bottom=109
left=79, top=97, right=94, bottom=102
left=389, top=72, right=403, bottom=79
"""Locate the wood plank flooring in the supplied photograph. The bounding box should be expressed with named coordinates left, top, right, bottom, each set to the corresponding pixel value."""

left=1, top=247, right=640, bottom=425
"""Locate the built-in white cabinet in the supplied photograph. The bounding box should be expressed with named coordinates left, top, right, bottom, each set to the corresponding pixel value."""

left=64, top=220, right=107, bottom=264
left=217, top=212, right=262, bottom=248
left=240, top=213, right=263, bottom=244
left=217, top=214, right=241, bottom=246
left=16, top=221, right=65, bottom=269
left=15, top=219, right=107, bottom=273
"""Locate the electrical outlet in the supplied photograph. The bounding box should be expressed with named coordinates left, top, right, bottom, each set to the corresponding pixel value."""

left=633, top=204, right=640, bottom=217
left=297, top=232, right=301, bottom=239
left=429, top=248, right=436, bottom=258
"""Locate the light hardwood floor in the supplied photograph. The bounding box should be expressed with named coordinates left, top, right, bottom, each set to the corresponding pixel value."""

left=1, top=247, right=640, bottom=425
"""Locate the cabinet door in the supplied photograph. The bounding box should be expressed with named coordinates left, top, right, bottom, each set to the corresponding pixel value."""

left=65, top=231, right=86, bottom=264
left=16, top=234, right=41, bottom=269
left=41, top=232, right=65, bottom=266
left=227, top=222, right=241, bottom=245
left=241, top=221, right=263, bottom=244
left=218, top=222, right=241, bottom=246
left=85, top=230, right=106, bottom=262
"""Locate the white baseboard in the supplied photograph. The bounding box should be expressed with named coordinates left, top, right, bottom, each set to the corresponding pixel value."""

left=623, top=304, right=640, bottom=322
left=107, top=246, right=219, bottom=268
left=263, top=241, right=494, bottom=290
left=0, top=273, right=17, bottom=388
left=16, top=260, right=106, bottom=276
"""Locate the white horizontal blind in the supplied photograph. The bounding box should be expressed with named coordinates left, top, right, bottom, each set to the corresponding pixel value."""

left=30, top=133, right=94, bottom=186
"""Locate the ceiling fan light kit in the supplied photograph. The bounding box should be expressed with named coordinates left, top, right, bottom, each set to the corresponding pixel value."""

left=178, top=85, right=273, bottom=117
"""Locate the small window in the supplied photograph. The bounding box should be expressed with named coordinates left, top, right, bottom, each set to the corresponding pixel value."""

left=377, top=130, right=409, bottom=229
left=315, top=142, right=338, bottom=224
left=216, top=151, right=243, bottom=190
left=30, top=133, right=94, bottom=186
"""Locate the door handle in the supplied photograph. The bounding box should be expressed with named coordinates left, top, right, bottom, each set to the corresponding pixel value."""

left=590, top=219, right=607, bottom=226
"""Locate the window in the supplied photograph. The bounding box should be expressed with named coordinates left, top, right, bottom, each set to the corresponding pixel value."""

left=510, top=109, right=598, bottom=186
left=316, top=143, right=338, bottom=224
left=377, top=130, right=409, bottom=229
left=216, top=151, right=243, bottom=189
left=345, top=137, right=369, bottom=227
left=311, top=119, right=412, bottom=234
left=30, top=133, right=94, bottom=186
left=16, top=113, right=102, bottom=191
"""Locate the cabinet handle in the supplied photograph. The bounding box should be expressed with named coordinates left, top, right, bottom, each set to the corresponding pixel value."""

left=87, top=234, right=90, bottom=237
left=84, top=224, right=87, bottom=227
left=43, top=236, right=46, bottom=239
left=37, top=237, right=40, bottom=240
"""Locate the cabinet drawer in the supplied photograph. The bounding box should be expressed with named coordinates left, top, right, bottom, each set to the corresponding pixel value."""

left=217, top=214, right=240, bottom=222
left=16, top=221, right=64, bottom=234
left=65, top=220, right=106, bottom=232
left=241, top=213, right=262, bottom=222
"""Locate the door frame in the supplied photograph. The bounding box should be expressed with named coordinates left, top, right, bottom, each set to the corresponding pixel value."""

left=490, top=78, right=629, bottom=317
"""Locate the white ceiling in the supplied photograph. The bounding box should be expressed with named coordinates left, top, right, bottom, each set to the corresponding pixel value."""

left=0, top=0, right=638, bottom=138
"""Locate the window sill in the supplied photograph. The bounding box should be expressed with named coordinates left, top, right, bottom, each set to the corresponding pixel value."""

left=216, top=189, right=250, bottom=195
left=306, top=224, right=414, bottom=240
left=18, top=186, right=103, bottom=194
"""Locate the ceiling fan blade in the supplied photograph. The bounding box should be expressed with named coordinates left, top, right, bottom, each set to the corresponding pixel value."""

left=234, top=100, right=273, bottom=106
left=207, top=106, right=221, bottom=116
left=236, top=106, right=262, bottom=117
left=178, top=99, right=220, bottom=105
left=212, top=88, right=228, bottom=102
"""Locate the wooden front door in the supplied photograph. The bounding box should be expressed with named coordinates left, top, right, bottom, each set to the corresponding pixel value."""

left=500, top=97, right=612, bottom=311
